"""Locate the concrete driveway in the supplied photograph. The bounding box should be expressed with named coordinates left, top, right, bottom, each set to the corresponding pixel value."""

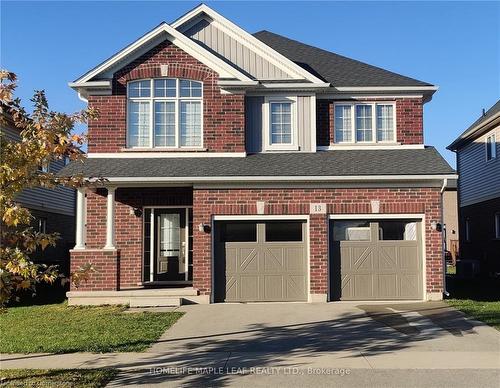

left=108, top=301, right=499, bottom=387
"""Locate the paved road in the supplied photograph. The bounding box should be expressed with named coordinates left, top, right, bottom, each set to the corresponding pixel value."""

left=2, top=301, right=499, bottom=387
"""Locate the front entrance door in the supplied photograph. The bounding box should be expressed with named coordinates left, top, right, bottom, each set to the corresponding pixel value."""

left=154, top=209, right=187, bottom=282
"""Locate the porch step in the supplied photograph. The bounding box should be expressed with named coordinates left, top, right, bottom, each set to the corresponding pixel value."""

left=129, top=297, right=181, bottom=308
left=66, top=287, right=208, bottom=306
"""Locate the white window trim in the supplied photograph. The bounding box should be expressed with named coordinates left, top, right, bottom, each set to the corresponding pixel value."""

left=263, top=96, right=299, bottom=151
left=126, top=78, right=204, bottom=149
left=485, top=133, right=497, bottom=162
left=333, top=101, right=397, bottom=145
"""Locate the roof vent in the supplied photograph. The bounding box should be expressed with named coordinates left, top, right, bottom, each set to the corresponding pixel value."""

left=482, top=108, right=486, bottom=116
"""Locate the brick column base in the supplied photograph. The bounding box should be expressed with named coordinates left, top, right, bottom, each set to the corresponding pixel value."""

left=70, top=249, right=120, bottom=291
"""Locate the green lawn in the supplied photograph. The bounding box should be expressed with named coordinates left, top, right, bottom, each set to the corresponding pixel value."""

left=0, top=303, right=184, bottom=353
left=445, top=276, right=500, bottom=330
left=0, top=369, right=117, bottom=388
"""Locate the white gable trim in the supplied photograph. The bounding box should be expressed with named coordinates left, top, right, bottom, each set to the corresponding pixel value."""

left=172, top=4, right=327, bottom=85
left=72, top=22, right=252, bottom=86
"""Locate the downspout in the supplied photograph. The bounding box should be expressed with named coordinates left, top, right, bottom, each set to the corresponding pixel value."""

left=440, top=178, right=450, bottom=297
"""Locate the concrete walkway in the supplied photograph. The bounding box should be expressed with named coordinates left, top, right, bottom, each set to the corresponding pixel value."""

left=1, top=302, right=499, bottom=387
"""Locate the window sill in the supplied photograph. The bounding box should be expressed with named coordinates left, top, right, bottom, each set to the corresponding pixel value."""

left=121, top=147, right=207, bottom=152
left=265, top=145, right=300, bottom=152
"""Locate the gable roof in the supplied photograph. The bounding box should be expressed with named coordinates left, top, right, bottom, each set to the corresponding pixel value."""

left=448, top=99, right=500, bottom=151
left=253, top=30, right=435, bottom=89
left=171, top=4, right=326, bottom=84
left=71, top=21, right=253, bottom=87
left=59, top=147, right=454, bottom=182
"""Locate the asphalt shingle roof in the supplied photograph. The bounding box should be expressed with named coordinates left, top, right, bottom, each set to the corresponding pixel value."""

left=253, top=30, right=433, bottom=88
left=59, top=148, right=454, bottom=179
left=448, top=99, right=500, bottom=150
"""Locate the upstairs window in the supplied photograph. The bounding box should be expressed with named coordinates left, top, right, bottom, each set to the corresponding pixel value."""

left=334, top=102, right=395, bottom=144
left=127, top=79, right=203, bottom=148
left=265, top=97, right=297, bottom=150
left=486, top=133, right=496, bottom=161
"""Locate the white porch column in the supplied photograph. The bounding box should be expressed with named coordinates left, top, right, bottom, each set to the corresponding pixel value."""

left=74, top=187, right=86, bottom=249
left=104, top=186, right=116, bottom=249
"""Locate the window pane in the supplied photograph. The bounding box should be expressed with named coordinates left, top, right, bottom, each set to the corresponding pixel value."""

left=128, top=101, right=150, bottom=147
left=154, top=79, right=176, bottom=97
left=180, top=80, right=202, bottom=97
left=486, top=134, right=496, bottom=160
left=376, top=105, right=394, bottom=142
left=180, top=101, right=202, bottom=147
left=355, top=105, right=373, bottom=142
left=128, top=80, right=150, bottom=97
left=220, top=222, right=257, bottom=242
left=270, top=102, right=292, bottom=144
left=265, top=222, right=303, bottom=242
left=154, top=101, right=176, bottom=147
left=334, top=105, right=352, bottom=143
left=333, top=221, right=370, bottom=241
left=379, top=221, right=417, bottom=241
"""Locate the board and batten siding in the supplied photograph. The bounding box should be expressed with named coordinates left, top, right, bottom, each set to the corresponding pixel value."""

left=457, top=125, right=500, bottom=207
left=245, top=95, right=313, bottom=153
left=185, top=19, right=291, bottom=80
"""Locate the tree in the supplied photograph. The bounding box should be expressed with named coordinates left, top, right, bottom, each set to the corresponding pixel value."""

left=0, top=70, right=95, bottom=306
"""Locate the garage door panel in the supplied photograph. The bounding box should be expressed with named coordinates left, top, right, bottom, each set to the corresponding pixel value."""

left=225, top=276, right=238, bottom=301
left=284, top=247, right=306, bottom=271
left=240, top=276, right=259, bottom=300
left=263, top=248, right=285, bottom=271
left=287, top=275, right=307, bottom=299
left=378, top=274, right=398, bottom=298
left=264, top=275, right=284, bottom=300
left=332, top=220, right=423, bottom=301
left=239, top=248, right=259, bottom=272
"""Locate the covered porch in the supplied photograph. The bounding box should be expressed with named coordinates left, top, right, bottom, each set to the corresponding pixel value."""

left=69, top=185, right=208, bottom=305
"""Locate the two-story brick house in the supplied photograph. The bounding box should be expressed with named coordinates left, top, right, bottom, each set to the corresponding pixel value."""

left=61, top=4, right=456, bottom=306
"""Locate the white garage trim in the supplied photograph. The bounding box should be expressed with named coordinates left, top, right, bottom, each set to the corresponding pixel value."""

left=210, top=215, right=310, bottom=303
left=328, top=213, right=426, bottom=301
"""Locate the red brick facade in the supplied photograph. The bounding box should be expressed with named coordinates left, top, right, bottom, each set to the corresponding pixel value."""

left=71, top=186, right=444, bottom=298
left=87, top=40, right=245, bottom=154
left=316, top=98, right=424, bottom=146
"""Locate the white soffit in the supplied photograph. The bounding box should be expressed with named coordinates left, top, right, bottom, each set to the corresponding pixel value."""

left=172, top=4, right=327, bottom=85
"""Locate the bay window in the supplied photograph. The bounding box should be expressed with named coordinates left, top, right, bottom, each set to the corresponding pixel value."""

left=127, top=78, right=203, bottom=148
left=334, top=102, right=395, bottom=144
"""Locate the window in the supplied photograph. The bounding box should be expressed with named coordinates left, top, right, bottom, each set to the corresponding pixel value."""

left=127, top=78, right=203, bottom=148
left=495, top=213, right=500, bottom=239
left=333, top=221, right=371, bottom=241
left=334, top=102, right=395, bottom=144
left=220, top=222, right=257, bottom=242
left=265, top=97, right=296, bottom=150
left=36, top=218, right=47, bottom=233
left=265, top=222, right=303, bottom=242
left=38, top=161, right=50, bottom=173
left=486, top=134, right=496, bottom=161
left=378, top=221, right=417, bottom=241
left=465, top=218, right=471, bottom=242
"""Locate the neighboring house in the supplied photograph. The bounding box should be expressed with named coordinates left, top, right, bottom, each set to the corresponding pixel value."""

left=0, top=113, right=76, bottom=273
left=61, top=4, right=456, bottom=305
left=448, top=100, right=500, bottom=276
left=443, top=181, right=459, bottom=264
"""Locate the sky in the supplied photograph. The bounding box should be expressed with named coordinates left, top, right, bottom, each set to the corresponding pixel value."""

left=1, top=1, right=499, bottom=166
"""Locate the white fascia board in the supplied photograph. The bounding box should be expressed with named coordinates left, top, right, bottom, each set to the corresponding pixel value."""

left=317, top=144, right=425, bottom=150
left=73, top=22, right=251, bottom=85
left=68, top=80, right=112, bottom=88
left=87, top=152, right=247, bottom=158
left=171, top=4, right=325, bottom=84
left=334, top=86, right=438, bottom=92
left=101, top=174, right=458, bottom=184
